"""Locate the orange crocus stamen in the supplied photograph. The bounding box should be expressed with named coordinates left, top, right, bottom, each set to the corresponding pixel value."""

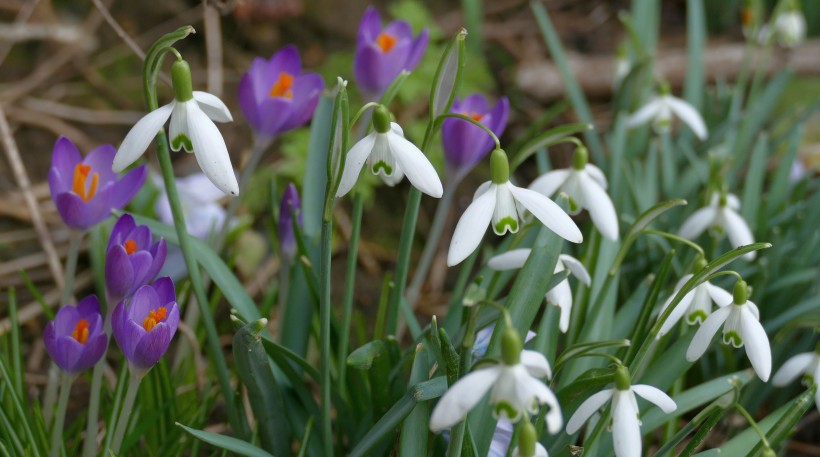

left=72, top=319, right=90, bottom=344
left=124, top=239, right=138, bottom=255
left=72, top=164, right=99, bottom=203
left=466, top=111, right=485, bottom=122
left=142, top=307, right=168, bottom=332
left=269, top=72, right=295, bottom=99
left=376, top=32, right=397, bottom=53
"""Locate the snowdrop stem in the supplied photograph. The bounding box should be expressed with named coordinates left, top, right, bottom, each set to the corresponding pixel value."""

left=350, top=102, right=381, bottom=127
left=642, top=229, right=705, bottom=259
left=437, top=112, right=501, bottom=150
left=734, top=403, right=771, bottom=450
left=705, top=270, right=743, bottom=283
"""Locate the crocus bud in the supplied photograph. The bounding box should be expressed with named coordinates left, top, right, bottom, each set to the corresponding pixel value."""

left=490, top=148, right=510, bottom=184
left=278, top=183, right=302, bottom=261
left=354, top=6, right=429, bottom=99
left=238, top=45, right=325, bottom=139
left=48, top=136, right=146, bottom=230
left=441, top=94, right=509, bottom=179
left=112, top=277, right=179, bottom=370
left=614, top=364, right=632, bottom=391
left=105, top=213, right=167, bottom=303
left=44, top=295, right=107, bottom=373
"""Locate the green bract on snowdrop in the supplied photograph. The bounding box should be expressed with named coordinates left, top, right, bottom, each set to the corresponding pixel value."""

left=336, top=105, right=443, bottom=198
left=429, top=326, right=562, bottom=433
left=686, top=280, right=772, bottom=381
left=679, top=192, right=755, bottom=260
left=113, top=59, right=238, bottom=196
left=447, top=148, right=582, bottom=266
left=772, top=343, right=820, bottom=411
left=566, top=365, right=677, bottom=457
left=529, top=145, right=619, bottom=240
left=488, top=249, right=590, bottom=333
left=626, top=85, right=707, bottom=140
left=656, top=259, right=734, bottom=338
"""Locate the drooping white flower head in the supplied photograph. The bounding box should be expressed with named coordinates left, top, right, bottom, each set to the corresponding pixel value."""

left=656, top=260, right=734, bottom=338
left=566, top=365, right=677, bottom=457
left=447, top=149, right=583, bottom=266
left=529, top=145, right=619, bottom=240
left=113, top=59, right=238, bottom=196
left=772, top=6, right=806, bottom=47
left=488, top=249, right=590, bottom=333
left=336, top=105, right=443, bottom=198
left=772, top=345, right=820, bottom=411
left=686, top=280, right=772, bottom=381
left=429, top=327, right=562, bottom=434
left=678, top=192, right=755, bottom=260
left=626, top=86, right=708, bottom=140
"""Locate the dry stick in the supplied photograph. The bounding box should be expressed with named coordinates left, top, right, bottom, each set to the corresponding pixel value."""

left=0, top=0, right=41, bottom=66
left=21, top=98, right=143, bottom=125
left=91, top=0, right=145, bottom=60
left=203, top=1, right=223, bottom=97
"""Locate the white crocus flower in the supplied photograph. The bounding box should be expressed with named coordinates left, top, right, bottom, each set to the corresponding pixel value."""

left=529, top=146, right=618, bottom=240
left=773, top=346, right=820, bottom=411
left=336, top=105, right=442, bottom=198
left=429, top=327, right=562, bottom=434
left=686, top=280, right=771, bottom=381
left=566, top=366, right=676, bottom=457
left=678, top=193, right=755, bottom=260
left=656, top=269, right=734, bottom=338
left=113, top=59, right=238, bottom=196
left=488, top=249, right=590, bottom=333
left=626, top=89, right=707, bottom=140
left=447, top=149, right=582, bottom=266
left=772, top=9, right=806, bottom=47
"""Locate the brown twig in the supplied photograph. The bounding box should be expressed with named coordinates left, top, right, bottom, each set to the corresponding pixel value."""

left=0, top=0, right=41, bottom=66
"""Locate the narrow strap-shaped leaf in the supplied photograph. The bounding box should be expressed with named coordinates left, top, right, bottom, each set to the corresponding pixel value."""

left=176, top=423, right=274, bottom=457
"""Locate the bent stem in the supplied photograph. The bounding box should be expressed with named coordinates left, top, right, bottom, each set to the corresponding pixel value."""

left=48, top=373, right=74, bottom=457
left=108, top=369, right=143, bottom=455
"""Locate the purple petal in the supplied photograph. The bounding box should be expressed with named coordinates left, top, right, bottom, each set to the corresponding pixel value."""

left=108, top=214, right=137, bottom=250
left=82, top=144, right=118, bottom=185
left=132, top=323, right=171, bottom=368
left=126, top=225, right=152, bottom=253
left=51, top=136, right=82, bottom=174
left=355, top=40, right=411, bottom=95
left=268, top=45, right=302, bottom=77
left=405, top=27, right=429, bottom=71
left=238, top=71, right=263, bottom=130
left=152, top=276, right=176, bottom=307
left=383, top=20, right=412, bottom=41
left=486, top=97, right=510, bottom=138
left=53, top=304, right=81, bottom=335
left=144, top=239, right=167, bottom=285
left=74, top=332, right=107, bottom=372
left=163, top=302, right=180, bottom=337
left=357, top=6, right=383, bottom=44
left=105, top=245, right=134, bottom=301
left=278, top=183, right=301, bottom=258
left=112, top=300, right=145, bottom=362
left=76, top=295, right=101, bottom=319
left=48, top=167, right=69, bottom=197
left=54, top=336, right=84, bottom=372
left=129, top=251, right=154, bottom=292
left=280, top=73, right=325, bottom=131
left=110, top=164, right=147, bottom=209
left=255, top=97, right=295, bottom=137
left=43, top=321, right=58, bottom=360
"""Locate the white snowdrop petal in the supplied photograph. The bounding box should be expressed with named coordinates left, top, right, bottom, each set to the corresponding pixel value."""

left=666, top=96, right=708, bottom=140
left=546, top=280, right=572, bottom=328
left=658, top=287, right=696, bottom=338
left=579, top=172, right=619, bottom=240
left=612, top=391, right=642, bottom=457
left=632, top=385, right=677, bottom=413
left=508, top=184, right=583, bottom=243
left=335, top=134, right=376, bottom=198
left=772, top=353, right=814, bottom=386
left=740, top=307, right=772, bottom=381
left=113, top=103, right=174, bottom=172
left=725, top=193, right=741, bottom=211
left=187, top=104, right=239, bottom=196
left=447, top=187, right=497, bottom=266
left=559, top=254, right=591, bottom=286
left=169, top=101, right=191, bottom=152
left=678, top=207, right=718, bottom=240
left=704, top=283, right=734, bottom=308
left=488, top=249, right=532, bottom=270
left=521, top=350, right=552, bottom=379
left=626, top=98, right=663, bottom=128
left=585, top=164, right=608, bottom=189
left=529, top=169, right=572, bottom=198
left=192, top=91, right=233, bottom=122
left=429, top=367, right=502, bottom=431
left=686, top=305, right=732, bottom=362
left=566, top=389, right=613, bottom=434
left=721, top=208, right=756, bottom=260
left=389, top=132, right=443, bottom=198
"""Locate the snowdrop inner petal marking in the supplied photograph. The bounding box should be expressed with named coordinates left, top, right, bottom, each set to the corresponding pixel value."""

left=447, top=187, right=497, bottom=266
left=508, top=184, right=583, bottom=243
left=566, top=388, right=613, bottom=434
left=368, top=133, right=396, bottom=176
left=113, top=103, right=174, bottom=173
left=493, top=184, right=520, bottom=235
left=169, top=102, right=192, bottom=152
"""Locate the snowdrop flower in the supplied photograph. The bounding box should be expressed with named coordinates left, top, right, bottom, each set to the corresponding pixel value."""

left=429, top=326, right=562, bottom=434
left=678, top=192, right=755, bottom=260
left=113, top=59, right=238, bottom=196
left=686, top=280, right=772, bottom=381
left=511, top=421, right=549, bottom=457
left=529, top=145, right=619, bottom=240
left=336, top=105, right=442, bottom=198
left=626, top=85, right=707, bottom=140
left=656, top=258, right=734, bottom=338
left=488, top=249, right=590, bottom=333
left=772, top=1, right=806, bottom=47
left=773, top=343, right=820, bottom=411
left=566, top=365, right=677, bottom=457
left=447, top=149, right=583, bottom=266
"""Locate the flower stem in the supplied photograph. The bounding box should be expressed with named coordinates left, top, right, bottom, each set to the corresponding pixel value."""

left=319, top=218, right=333, bottom=456
left=81, top=352, right=106, bottom=457
left=108, top=369, right=142, bottom=455
left=48, top=373, right=74, bottom=457
left=60, top=230, right=84, bottom=305
left=735, top=403, right=771, bottom=450
left=338, top=192, right=363, bottom=397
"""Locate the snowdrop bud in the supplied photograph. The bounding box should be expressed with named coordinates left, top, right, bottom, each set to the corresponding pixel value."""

left=490, top=148, right=510, bottom=184
left=518, top=422, right=538, bottom=457
left=693, top=255, right=708, bottom=273
left=501, top=326, right=522, bottom=366
left=733, top=279, right=749, bottom=304
left=658, top=80, right=672, bottom=96
left=572, top=145, right=588, bottom=170
left=614, top=365, right=631, bottom=391
left=171, top=59, right=193, bottom=102
left=372, top=105, right=391, bottom=134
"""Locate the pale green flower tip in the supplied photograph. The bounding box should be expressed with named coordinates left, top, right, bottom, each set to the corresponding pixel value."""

left=614, top=365, right=632, bottom=391
left=501, top=326, right=522, bottom=366
left=171, top=59, right=194, bottom=102
left=372, top=105, right=391, bottom=134
left=518, top=422, right=537, bottom=457
left=490, top=148, right=510, bottom=184
left=733, top=279, right=749, bottom=305
left=572, top=145, right=589, bottom=170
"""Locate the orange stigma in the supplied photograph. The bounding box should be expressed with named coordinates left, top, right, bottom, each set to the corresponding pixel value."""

left=269, top=72, right=294, bottom=98
left=465, top=111, right=485, bottom=122
left=376, top=32, right=397, bottom=53
left=124, top=239, right=138, bottom=255
left=142, top=307, right=168, bottom=332
left=72, top=164, right=99, bottom=203
left=72, top=319, right=90, bottom=344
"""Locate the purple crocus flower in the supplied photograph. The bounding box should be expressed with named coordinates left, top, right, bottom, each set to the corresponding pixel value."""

left=44, top=295, right=107, bottom=373
left=238, top=45, right=325, bottom=139
left=112, top=277, right=179, bottom=370
left=278, top=183, right=302, bottom=261
left=354, top=6, right=429, bottom=99
left=441, top=95, right=510, bottom=179
left=48, top=136, right=146, bottom=230
left=105, top=213, right=167, bottom=303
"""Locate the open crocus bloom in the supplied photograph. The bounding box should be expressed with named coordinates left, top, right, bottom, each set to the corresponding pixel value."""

left=105, top=213, right=167, bottom=303
left=686, top=280, right=771, bottom=381
left=48, top=136, right=146, bottom=230
left=44, top=295, right=107, bottom=373
left=354, top=6, right=429, bottom=98
left=656, top=273, right=733, bottom=338
left=238, top=45, right=324, bottom=138
left=488, top=249, right=590, bottom=333
left=567, top=366, right=676, bottom=457
left=773, top=347, right=820, bottom=412
left=113, top=59, right=238, bottom=196
left=112, top=277, right=179, bottom=370
left=678, top=193, right=755, bottom=260
left=626, top=92, right=707, bottom=140
left=441, top=94, right=510, bottom=179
